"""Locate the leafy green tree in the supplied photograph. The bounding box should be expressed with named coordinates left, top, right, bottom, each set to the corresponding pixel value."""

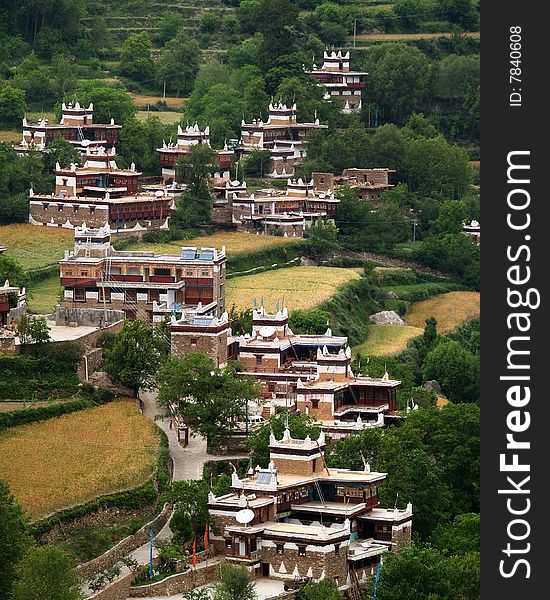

left=176, top=143, right=218, bottom=198
left=256, top=0, right=300, bottom=71
left=422, top=339, right=479, bottom=404
left=43, top=135, right=81, bottom=171
left=325, top=427, right=383, bottom=471
left=336, top=188, right=410, bottom=252
left=52, top=55, right=76, bottom=100
left=156, top=13, right=186, bottom=46
left=157, top=353, right=261, bottom=451
left=0, top=255, right=28, bottom=289
left=403, top=404, right=480, bottom=515
left=436, top=0, right=479, bottom=29
left=118, top=116, right=169, bottom=175
left=0, top=144, right=50, bottom=224
left=402, top=113, right=440, bottom=140
left=168, top=480, right=210, bottom=546
left=371, top=124, right=405, bottom=170
left=11, top=545, right=83, bottom=600
left=246, top=411, right=321, bottom=467
left=70, top=82, right=137, bottom=124
left=306, top=218, right=338, bottom=263
left=0, top=480, right=31, bottom=600
left=402, top=386, right=438, bottom=409
left=376, top=545, right=453, bottom=600
left=0, top=85, right=26, bottom=128
left=201, top=11, right=222, bottom=32
left=119, top=32, right=155, bottom=82
left=103, top=320, right=170, bottom=397
left=16, top=315, right=51, bottom=346
left=239, top=149, right=271, bottom=178
left=413, top=233, right=479, bottom=286
left=378, top=440, right=452, bottom=538
left=364, top=43, right=430, bottom=124
left=212, top=560, right=257, bottom=600
left=401, top=135, right=471, bottom=199
left=157, top=32, right=200, bottom=96
left=432, top=513, right=480, bottom=556
left=297, top=578, right=342, bottom=600
left=11, top=54, right=55, bottom=104
left=448, top=551, right=480, bottom=600
left=228, top=34, right=263, bottom=69
left=228, top=305, right=253, bottom=336
left=243, top=77, right=270, bottom=120
left=185, top=82, right=246, bottom=147
left=414, top=317, right=439, bottom=365
left=394, top=0, right=430, bottom=32
left=288, top=309, right=331, bottom=335
left=434, top=54, right=480, bottom=108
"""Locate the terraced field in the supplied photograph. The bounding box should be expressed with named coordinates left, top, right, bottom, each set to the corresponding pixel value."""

left=226, top=266, right=362, bottom=311
left=0, top=400, right=159, bottom=520
left=405, top=291, right=480, bottom=333
left=353, top=324, right=423, bottom=357
left=0, top=224, right=73, bottom=271
left=132, top=231, right=299, bottom=256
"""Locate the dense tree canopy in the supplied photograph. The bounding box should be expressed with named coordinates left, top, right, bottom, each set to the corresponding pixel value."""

left=157, top=352, right=261, bottom=450
left=0, top=480, right=31, bottom=600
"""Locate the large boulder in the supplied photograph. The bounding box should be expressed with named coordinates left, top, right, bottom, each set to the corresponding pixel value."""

left=369, top=310, right=405, bottom=326
left=423, top=380, right=443, bottom=395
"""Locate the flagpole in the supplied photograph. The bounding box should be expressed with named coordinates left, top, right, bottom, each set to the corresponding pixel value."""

left=149, top=527, right=153, bottom=578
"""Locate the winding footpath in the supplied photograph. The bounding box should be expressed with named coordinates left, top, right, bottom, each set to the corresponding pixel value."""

left=82, top=390, right=247, bottom=597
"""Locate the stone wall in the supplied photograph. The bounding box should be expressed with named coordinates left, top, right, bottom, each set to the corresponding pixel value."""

left=171, top=329, right=228, bottom=368
left=30, top=201, right=109, bottom=229
left=0, top=335, right=18, bottom=356
left=55, top=307, right=125, bottom=327
left=262, top=544, right=348, bottom=581
left=78, top=347, right=103, bottom=381
left=88, top=571, right=135, bottom=600
left=129, top=562, right=219, bottom=597
left=77, top=504, right=171, bottom=580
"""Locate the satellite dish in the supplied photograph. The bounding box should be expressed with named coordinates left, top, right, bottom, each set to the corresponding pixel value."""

left=155, top=190, right=164, bottom=198
left=236, top=509, right=255, bottom=525
left=231, top=180, right=240, bottom=187
left=81, top=139, right=91, bottom=147
left=259, top=325, right=275, bottom=339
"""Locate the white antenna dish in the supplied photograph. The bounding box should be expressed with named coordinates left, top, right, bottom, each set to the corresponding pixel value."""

left=155, top=190, right=164, bottom=198
left=236, top=509, right=255, bottom=525
left=81, top=139, right=91, bottom=147
left=259, top=325, right=275, bottom=339
left=231, top=180, right=240, bottom=186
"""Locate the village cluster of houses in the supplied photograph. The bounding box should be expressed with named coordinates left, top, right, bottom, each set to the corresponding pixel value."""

left=13, top=51, right=403, bottom=239
left=0, top=50, right=482, bottom=593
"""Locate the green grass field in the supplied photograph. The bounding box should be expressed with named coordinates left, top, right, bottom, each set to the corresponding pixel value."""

left=27, top=272, right=61, bottom=315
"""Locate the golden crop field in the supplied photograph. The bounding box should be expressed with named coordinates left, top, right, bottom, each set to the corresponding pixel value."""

left=133, top=231, right=299, bottom=256
left=226, top=266, right=362, bottom=311
left=353, top=324, right=423, bottom=357
left=136, top=111, right=182, bottom=125
left=0, top=400, right=159, bottom=520
left=405, top=291, right=480, bottom=333
left=0, top=224, right=73, bottom=271
left=131, top=94, right=187, bottom=109
left=0, top=130, right=19, bottom=143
